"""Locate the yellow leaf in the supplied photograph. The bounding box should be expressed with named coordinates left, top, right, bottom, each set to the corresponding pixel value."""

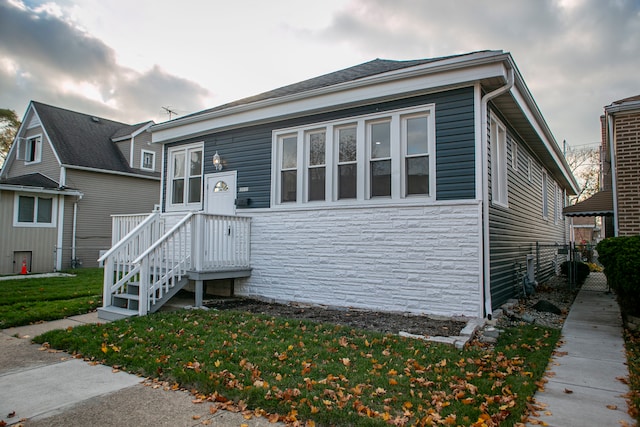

left=342, top=357, right=351, bottom=366
left=101, top=343, right=108, bottom=353
left=606, top=404, right=618, bottom=410
left=214, top=359, right=221, bottom=367
left=389, top=378, right=398, bottom=385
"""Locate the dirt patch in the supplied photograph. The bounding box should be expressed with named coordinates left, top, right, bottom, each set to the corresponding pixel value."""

left=204, top=298, right=467, bottom=337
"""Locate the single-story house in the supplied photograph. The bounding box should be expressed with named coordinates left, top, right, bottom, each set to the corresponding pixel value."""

left=99, top=50, right=578, bottom=321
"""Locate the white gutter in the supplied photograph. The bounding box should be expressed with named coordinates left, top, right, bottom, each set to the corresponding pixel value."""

left=0, top=184, right=82, bottom=197
left=480, top=66, right=515, bottom=319
left=55, top=194, right=65, bottom=271
left=607, top=113, right=619, bottom=236
left=72, top=199, right=79, bottom=264
left=61, top=164, right=160, bottom=180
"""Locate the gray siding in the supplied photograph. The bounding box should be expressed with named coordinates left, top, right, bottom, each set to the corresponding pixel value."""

left=164, top=87, right=476, bottom=209
left=488, top=108, right=568, bottom=309
left=6, top=125, right=61, bottom=183
left=0, top=190, right=59, bottom=274
left=62, top=169, right=160, bottom=268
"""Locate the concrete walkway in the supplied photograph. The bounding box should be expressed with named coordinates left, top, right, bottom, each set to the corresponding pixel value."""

left=0, top=312, right=282, bottom=427
left=527, top=282, right=636, bottom=426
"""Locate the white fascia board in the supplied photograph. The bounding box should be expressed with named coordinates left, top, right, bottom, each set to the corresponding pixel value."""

left=152, top=61, right=508, bottom=144
left=0, top=183, right=83, bottom=197
left=510, top=84, right=580, bottom=194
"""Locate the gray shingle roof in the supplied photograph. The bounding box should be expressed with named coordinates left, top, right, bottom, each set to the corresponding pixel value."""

left=0, top=172, right=60, bottom=188
left=178, top=52, right=487, bottom=121
left=32, top=102, right=156, bottom=176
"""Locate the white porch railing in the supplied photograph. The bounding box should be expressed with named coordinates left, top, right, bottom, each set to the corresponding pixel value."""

left=110, top=213, right=154, bottom=245
left=100, top=212, right=251, bottom=317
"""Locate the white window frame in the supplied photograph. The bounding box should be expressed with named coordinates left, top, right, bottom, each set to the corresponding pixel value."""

left=141, top=149, right=156, bottom=171
left=22, top=135, right=42, bottom=164
left=271, top=105, right=435, bottom=208
left=490, top=115, right=508, bottom=207
left=13, top=193, right=57, bottom=228
left=334, top=124, right=358, bottom=200
left=166, top=143, right=204, bottom=212
left=542, top=170, right=549, bottom=220
left=306, top=128, right=327, bottom=202
left=401, top=112, right=432, bottom=197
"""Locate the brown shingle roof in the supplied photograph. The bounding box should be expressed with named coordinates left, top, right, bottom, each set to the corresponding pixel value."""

left=563, top=189, right=613, bottom=217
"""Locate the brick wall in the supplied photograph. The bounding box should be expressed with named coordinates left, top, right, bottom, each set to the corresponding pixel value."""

left=235, top=202, right=483, bottom=318
left=614, top=112, right=640, bottom=235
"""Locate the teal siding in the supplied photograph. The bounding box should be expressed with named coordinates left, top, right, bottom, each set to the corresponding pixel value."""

left=164, top=87, right=476, bottom=209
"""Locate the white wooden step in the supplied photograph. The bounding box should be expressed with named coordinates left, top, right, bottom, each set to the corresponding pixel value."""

left=97, top=306, right=138, bottom=321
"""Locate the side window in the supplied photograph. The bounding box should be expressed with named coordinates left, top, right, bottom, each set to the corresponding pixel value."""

left=20, top=135, right=42, bottom=164
left=490, top=116, right=508, bottom=207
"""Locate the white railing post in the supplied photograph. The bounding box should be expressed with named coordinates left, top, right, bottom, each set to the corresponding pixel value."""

left=139, top=258, right=149, bottom=316
left=192, top=213, right=203, bottom=272
left=103, top=257, right=114, bottom=308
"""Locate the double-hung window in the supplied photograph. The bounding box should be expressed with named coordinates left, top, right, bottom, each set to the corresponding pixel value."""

left=168, top=144, right=203, bottom=210
left=280, top=135, right=298, bottom=203
left=490, top=116, right=508, bottom=206
left=403, top=114, right=430, bottom=196
left=141, top=150, right=155, bottom=171
left=14, top=194, right=56, bottom=227
left=368, top=120, right=392, bottom=198
left=273, top=105, right=435, bottom=206
left=336, top=126, right=357, bottom=199
left=307, top=130, right=326, bottom=201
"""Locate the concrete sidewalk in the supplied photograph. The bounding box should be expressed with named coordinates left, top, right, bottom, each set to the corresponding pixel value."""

left=0, top=312, right=281, bottom=427
left=527, top=285, right=635, bottom=426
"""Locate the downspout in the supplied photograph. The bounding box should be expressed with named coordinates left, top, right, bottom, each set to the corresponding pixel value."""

left=480, top=67, right=514, bottom=318
left=607, top=113, right=619, bottom=236
left=72, top=194, right=82, bottom=266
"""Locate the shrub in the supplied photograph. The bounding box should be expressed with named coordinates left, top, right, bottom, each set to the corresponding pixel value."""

left=596, top=236, right=640, bottom=317
left=560, top=260, right=590, bottom=285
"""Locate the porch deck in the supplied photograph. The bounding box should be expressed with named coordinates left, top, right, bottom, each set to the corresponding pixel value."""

left=98, top=212, right=251, bottom=320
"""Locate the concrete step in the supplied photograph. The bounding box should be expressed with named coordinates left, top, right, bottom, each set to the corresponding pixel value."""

left=97, top=306, right=138, bottom=321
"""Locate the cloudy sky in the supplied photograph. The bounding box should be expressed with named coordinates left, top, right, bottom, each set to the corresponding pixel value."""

left=1, top=0, right=638, bottom=147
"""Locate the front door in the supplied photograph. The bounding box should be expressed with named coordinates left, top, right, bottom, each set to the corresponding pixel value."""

left=205, top=171, right=237, bottom=215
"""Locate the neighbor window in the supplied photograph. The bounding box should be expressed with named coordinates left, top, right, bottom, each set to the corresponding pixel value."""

left=273, top=105, right=435, bottom=206
left=490, top=116, right=508, bottom=206
left=14, top=194, right=56, bottom=227
left=167, top=144, right=203, bottom=210
left=141, top=150, right=155, bottom=171
left=22, top=135, right=42, bottom=163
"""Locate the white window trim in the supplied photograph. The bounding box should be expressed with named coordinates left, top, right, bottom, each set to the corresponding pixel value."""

left=166, top=142, right=204, bottom=212
left=13, top=193, right=58, bottom=228
left=22, top=134, right=43, bottom=164
left=490, top=115, right=508, bottom=208
left=141, top=149, right=156, bottom=171
left=271, top=105, right=435, bottom=208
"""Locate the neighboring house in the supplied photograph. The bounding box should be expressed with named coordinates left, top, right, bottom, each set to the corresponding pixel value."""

left=100, top=50, right=578, bottom=321
left=0, top=101, right=161, bottom=274
left=564, top=95, right=640, bottom=238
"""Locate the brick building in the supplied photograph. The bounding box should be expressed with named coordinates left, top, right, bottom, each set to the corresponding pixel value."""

left=603, top=95, right=640, bottom=236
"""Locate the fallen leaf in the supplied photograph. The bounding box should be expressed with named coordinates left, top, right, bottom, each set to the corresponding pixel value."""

left=7, top=411, right=15, bottom=418
left=606, top=404, right=617, bottom=410
left=563, top=388, right=573, bottom=394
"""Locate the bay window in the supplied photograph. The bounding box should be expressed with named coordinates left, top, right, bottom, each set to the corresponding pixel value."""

left=273, top=105, right=435, bottom=206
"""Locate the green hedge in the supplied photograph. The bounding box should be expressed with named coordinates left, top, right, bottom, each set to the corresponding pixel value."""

left=560, top=260, right=591, bottom=285
left=596, top=236, right=640, bottom=317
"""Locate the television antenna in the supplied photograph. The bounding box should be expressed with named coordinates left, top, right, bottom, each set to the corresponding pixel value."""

left=161, top=106, right=179, bottom=120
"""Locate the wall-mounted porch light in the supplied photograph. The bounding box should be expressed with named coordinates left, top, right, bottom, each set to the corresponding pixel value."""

left=212, top=151, right=223, bottom=171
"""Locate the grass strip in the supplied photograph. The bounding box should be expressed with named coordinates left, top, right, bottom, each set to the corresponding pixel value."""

left=35, top=309, right=559, bottom=426
left=0, top=268, right=102, bottom=328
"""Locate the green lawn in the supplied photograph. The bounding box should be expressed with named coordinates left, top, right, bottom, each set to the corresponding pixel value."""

left=0, top=268, right=103, bottom=328
left=35, top=309, right=559, bottom=426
